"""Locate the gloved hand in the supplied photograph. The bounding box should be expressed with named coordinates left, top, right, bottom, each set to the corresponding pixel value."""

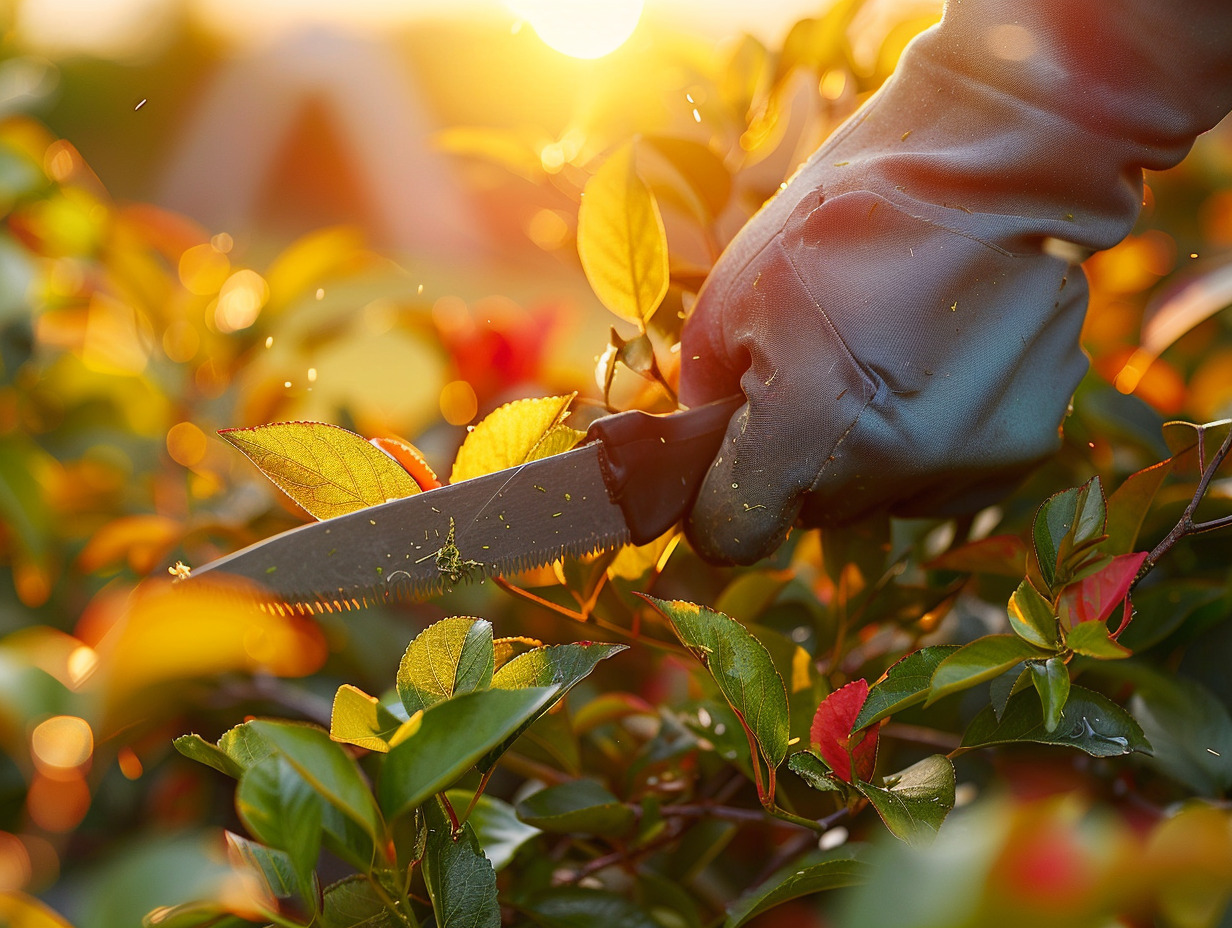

left=682, top=0, right=1232, bottom=564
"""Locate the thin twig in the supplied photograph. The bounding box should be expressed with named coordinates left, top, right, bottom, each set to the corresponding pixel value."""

left=1135, top=424, right=1232, bottom=587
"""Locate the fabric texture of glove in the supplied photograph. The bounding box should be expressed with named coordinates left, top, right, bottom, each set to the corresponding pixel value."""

left=681, top=0, right=1232, bottom=564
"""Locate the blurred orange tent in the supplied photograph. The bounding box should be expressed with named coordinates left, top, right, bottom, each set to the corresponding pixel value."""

left=158, top=28, right=485, bottom=258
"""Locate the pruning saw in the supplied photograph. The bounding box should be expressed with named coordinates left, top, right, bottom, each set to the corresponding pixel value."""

left=189, top=396, right=742, bottom=612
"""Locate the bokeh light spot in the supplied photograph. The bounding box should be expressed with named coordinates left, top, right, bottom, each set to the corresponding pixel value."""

left=178, top=243, right=230, bottom=296
left=214, top=269, right=269, bottom=333
left=31, top=715, right=93, bottom=773
left=440, top=380, right=479, bottom=425
left=167, top=421, right=208, bottom=468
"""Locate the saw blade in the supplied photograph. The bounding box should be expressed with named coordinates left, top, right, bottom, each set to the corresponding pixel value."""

left=188, top=443, right=629, bottom=612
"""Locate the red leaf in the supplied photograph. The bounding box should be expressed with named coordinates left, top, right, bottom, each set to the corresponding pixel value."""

left=1058, top=552, right=1148, bottom=626
left=809, top=679, right=879, bottom=783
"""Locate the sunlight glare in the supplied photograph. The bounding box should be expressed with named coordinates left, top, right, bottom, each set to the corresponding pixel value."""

left=509, top=0, right=644, bottom=59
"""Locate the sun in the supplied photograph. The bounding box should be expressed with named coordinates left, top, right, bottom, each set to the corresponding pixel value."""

left=509, top=0, right=645, bottom=60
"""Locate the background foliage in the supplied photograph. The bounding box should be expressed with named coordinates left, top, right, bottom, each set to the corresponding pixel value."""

left=1, top=1, right=1231, bottom=926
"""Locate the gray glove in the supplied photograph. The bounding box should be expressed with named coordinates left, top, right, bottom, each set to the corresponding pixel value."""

left=682, top=0, right=1232, bottom=564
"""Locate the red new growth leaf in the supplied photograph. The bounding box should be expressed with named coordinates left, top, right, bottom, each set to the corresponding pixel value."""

left=810, top=679, right=878, bottom=784
left=1059, top=552, right=1148, bottom=627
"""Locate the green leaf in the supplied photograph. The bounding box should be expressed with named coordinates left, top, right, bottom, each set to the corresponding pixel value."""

left=515, top=780, right=634, bottom=836
left=577, top=144, right=669, bottom=328
left=320, top=875, right=401, bottom=928
left=1007, top=579, right=1060, bottom=649
left=1065, top=620, right=1131, bottom=659
left=787, top=751, right=843, bottom=793
left=218, top=421, right=422, bottom=520
left=723, top=852, right=868, bottom=928
left=173, top=734, right=245, bottom=779
left=378, top=687, right=558, bottom=821
left=247, top=721, right=384, bottom=847
left=646, top=596, right=790, bottom=769
left=235, top=755, right=322, bottom=903
left=397, top=616, right=495, bottom=716
left=422, top=798, right=499, bottom=928
left=524, top=887, right=661, bottom=928
left=855, top=755, right=955, bottom=846
left=481, top=642, right=627, bottom=772
left=926, top=635, right=1053, bottom=705
left=989, top=665, right=1031, bottom=722
left=750, top=622, right=827, bottom=745
left=330, top=684, right=405, bottom=753
left=224, top=831, right=312, bottom=909
left=1130, top=674, right=1232, bottom=796
left=1029, top=657, right=1071, bottom=733
left=961, top=684, right=1150, bottom=757
left=854, top=646, right=960, bottom=730
left=1032, top=477, right=1105, bottom=590
left=444, top=790, right=539, bottom=871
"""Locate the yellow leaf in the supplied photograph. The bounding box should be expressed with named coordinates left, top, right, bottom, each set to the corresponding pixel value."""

left=219, top=421, right=422, bottom=520
left=577, top=145, right=669, bottom=329
left=450, top=394, right=583, bottom=483
left=89, top=578, right=327, bottom=727
left=0, top=892, right=76, bottom=928
left=264, top=225, right=365, bottom=312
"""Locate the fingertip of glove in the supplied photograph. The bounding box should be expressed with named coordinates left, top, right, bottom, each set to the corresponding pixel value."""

left=684, top=478, right=798, bottom=566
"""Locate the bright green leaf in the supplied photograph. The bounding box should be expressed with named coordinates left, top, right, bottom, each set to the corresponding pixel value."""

left=647, top=597, right=790, bottom=769
left=515, top=780, right=634, bottom=836
left=1029, top=657, right=1071, bottom=733
left=1007, top=579, right=1060, bottom=649
left=444, top=790, right=539, bottom=871
left=481, top=642, right=627, bottom=772
left=926, top=635, right=1052, bottom=705
left=247, top=721, right=384, bottom=847
left=855, top=755, right=955, bottom=846
left=961, top=685, right=1150, bottom=757
left=422, top=798, right=499, bottom=928
left=378, top=687, right=558, bottom=821
left=397, top=616, right=495, bottom=716
left=173, top=734, right=245, bottom=780
left=218, top=421, right=422, bottom=520
left=1065, top=620, right=1131, bottom=659
left=854, top=646, right=960, bottom=730
left=723, top=851, right=868, bottom=928
left=235, top=755, right=322, bottom=903
left=577, top=144, right=669, bottom=328
left=329, top=684, right=405, bottom=753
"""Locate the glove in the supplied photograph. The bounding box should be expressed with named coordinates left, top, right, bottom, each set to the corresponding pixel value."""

left=682, top=0, right=1232, bottom=564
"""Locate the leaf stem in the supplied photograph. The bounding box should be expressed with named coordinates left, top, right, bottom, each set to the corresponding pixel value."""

left=438, top=791, right=462, bottom=836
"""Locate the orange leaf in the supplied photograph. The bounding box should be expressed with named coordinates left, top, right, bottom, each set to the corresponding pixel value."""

left=370, top=435, right=442, bottom=490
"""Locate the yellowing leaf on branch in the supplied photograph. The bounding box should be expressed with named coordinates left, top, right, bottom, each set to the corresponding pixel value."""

left=577, top=145, right=669, bottom=330
left=219, top=421, right=423, bottom=521
left=450, top=394, right=584, bottom=483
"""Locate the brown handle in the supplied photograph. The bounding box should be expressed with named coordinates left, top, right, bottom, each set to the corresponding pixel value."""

left=584, top=396, right=744, bottom=545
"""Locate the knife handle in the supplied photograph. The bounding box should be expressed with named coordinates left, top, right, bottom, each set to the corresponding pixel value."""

left=584, top=395, right=744, bottom=545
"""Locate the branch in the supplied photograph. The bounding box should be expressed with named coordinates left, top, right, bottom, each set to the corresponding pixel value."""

left=1135, top=423, right=1232, bottom=586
